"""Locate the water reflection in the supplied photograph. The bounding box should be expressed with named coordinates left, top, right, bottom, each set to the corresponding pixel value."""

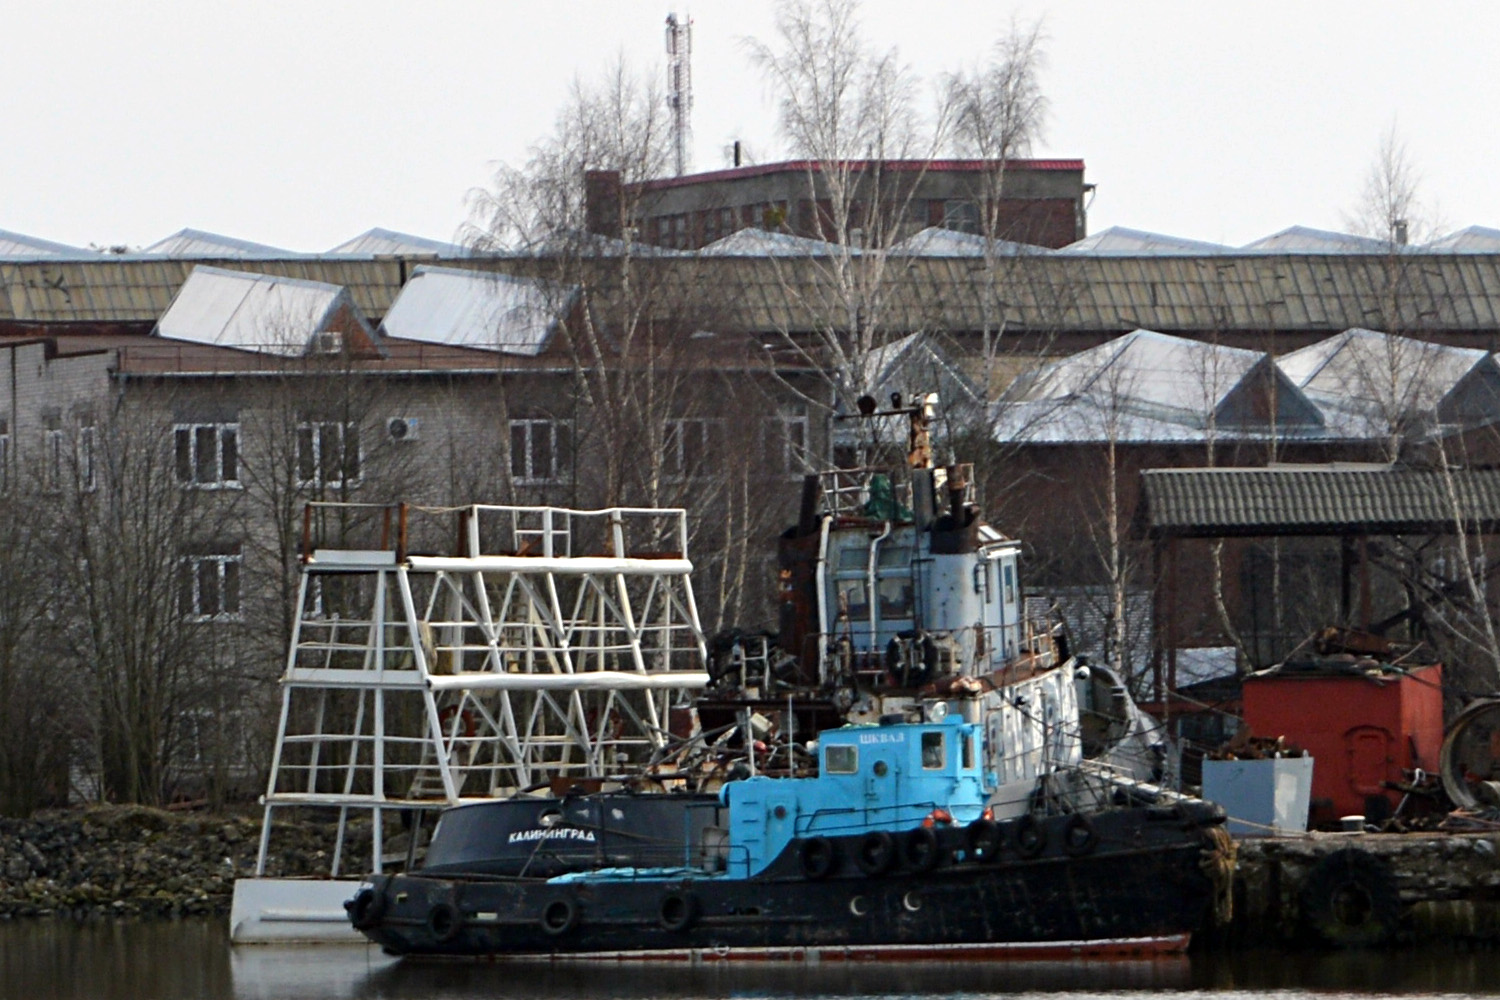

left=4, top=918, right=1500, bottom=1000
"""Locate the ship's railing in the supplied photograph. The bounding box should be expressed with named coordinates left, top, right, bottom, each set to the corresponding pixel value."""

left=816, top=467, right=913, bottom=519
left=296, top=501, right=692, bottom=563
left=821, top=617, right=1062, bottom=687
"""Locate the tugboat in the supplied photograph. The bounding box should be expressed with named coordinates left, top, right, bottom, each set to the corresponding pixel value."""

left=343, top=394, right=1232, bottom=959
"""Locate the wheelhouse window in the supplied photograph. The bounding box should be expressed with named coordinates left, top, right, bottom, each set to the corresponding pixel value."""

left=509, top=417, right=572, bottom=485
left=825, top=744, right=858, bottom=774
left=297, top=419, right=360, bottom=489
left=175, top=422, right=240, bottom=488
left=921, top=731, right=946, bottom=770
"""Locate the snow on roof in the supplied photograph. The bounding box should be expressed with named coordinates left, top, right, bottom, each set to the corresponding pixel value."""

left=1425, top=226, right=1500, bottom=252
left=698, top=227, right=846, bottom=257
left=144, top=228, right=295, bottom=258
left=1278, top=328, right=1500, bottom=430
left=0, top=228, right=91, bottom=259
left=995, top=330, right=1323, bottom=443
left=1240, top=226, right=1390, bottom=253
left=890, top=227, right=1045, bottom=257
left=379, top=265, right=579, bottom=356
left=154, top=265, right=375, bottom=356
left=1058, top=227, right=1230, bottom=255
left=329, top=228, right=467, bottom=256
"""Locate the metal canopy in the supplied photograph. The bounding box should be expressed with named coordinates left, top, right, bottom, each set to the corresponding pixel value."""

left=1134, top=465, right=1500, bottom=539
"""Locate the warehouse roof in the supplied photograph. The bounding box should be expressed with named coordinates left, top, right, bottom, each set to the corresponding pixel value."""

left=1059, top=227, right=1230, bottom=255
left=379, top=265, right=577, bottom=356
left=1134, top=465, right=1500, bottom=538
left=154, top=265, right=378, bottom=356
left=0, top=228, right=91, bottom=259
left=144, top=228, right=296, bottom=258
left=328, top=228, right=468, bottom=257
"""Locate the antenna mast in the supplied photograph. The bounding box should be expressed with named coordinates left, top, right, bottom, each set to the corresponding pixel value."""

left=665, top=12, right=693, bottom=176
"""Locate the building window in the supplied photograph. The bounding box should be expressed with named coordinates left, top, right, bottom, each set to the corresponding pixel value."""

left=764, top=414, right=809, bottom=478
left=509, top=418, right=572, bottom=485
left=663, top=417, right=721, bottom=480
left=297, top=420, right=360, bottom=489
left=0, top=418, right=8, bottom=491
left=942, top=200, right=981, bottom=233
left=175, top=422, right=240, bottom=488
left=42, top=412, right=63, bottom=491
left=76, top=416, right=96, bottom=492
left=179, top=550, right=242, bottom=621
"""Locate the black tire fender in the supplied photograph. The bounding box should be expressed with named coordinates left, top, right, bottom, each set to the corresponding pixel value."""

left=903, top=826, right=942, bottom=872
left=1062, top=814, right=1099, bottom=856
left=658, top=891, right=699, bottom=932
left=798, top=836, right=837, bottom=880
left=426, top=901, right=463, bottom=943
left=540, top=895, right=580, bottom=936
left=347, top=887, right=386, bottom=931
left=1300, top=848, right=1401, bottom=948
left=965, top=819, right=1002, bottom=862
left=1013, top=814, right=1046, bottom=859
left=854, top=830, right=897, bottom=876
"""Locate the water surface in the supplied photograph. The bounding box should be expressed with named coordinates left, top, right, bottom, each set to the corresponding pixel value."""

left=3, top=919, right=1499, bottom=1000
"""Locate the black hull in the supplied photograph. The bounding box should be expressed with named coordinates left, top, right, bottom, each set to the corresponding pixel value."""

left=355, top=806, right=1224, bottom=959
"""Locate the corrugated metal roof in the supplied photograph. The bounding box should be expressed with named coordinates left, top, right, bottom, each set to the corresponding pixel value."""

left=1425, top=226, right=1500, bottom=252
left=0, top=229, right=93, bottom=259
left=1279, top=328, right=1494, bottom=420
left=154, top=265, right=376, bottom=356
left=891, top=227, right=1044, bottom=257
left=328, top=228, right=468, bottom=257
left=378, top=265, right=578, bottom=356
left=143, top=228, right=296, bottom=258
left=1240, top=226, right=1390, bottom=253
left=1135, top=465, right=1500, bottom=537
left=994, top=329, right=1324, bottom=444
left=699, top=228, right=845, bottom=257
left=1059, top=227, right=1230, bottom=255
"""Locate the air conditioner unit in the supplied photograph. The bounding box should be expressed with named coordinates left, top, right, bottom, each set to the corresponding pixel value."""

left=386, top=416, right=420, bottom=442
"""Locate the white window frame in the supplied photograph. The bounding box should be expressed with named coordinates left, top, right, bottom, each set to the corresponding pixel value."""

left=175, top=421, right=241, bottom=489
left=76, top=419, right=96, bottom=492
left=509, top=417, right=572, bottom=485
left=297, top=419, right=361, bottom=489
left=764, top=413, right=810, bottom=479
left=0, top=418, right=9, bottom=491
left=43, top=421, right=63, bottom=492
left=662, top=417, right=721, bottom=482
left=179, top=551, right=243, bottom=622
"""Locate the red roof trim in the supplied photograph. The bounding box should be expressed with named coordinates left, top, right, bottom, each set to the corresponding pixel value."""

left=635, top=159, right=1084, bottom=191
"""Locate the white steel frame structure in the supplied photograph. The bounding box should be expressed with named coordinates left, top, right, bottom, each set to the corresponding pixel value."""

left=254, top=502, right=709, bottom=877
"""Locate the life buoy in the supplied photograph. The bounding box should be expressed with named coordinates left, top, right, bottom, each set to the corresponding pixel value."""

left=1299, top=848, right=1401, bottom=947
left=438, top=704, right=477, bottom=739
left=540, top=896, right=580, bottom=936
left=903, top=825, right=941, bottom=872
left=658, top=891, right=699, bottom=932
left=1013, top=815, right=1046, bottom=859
left=965, top=818, right=1002, bottom=862
left=798, top=837, right=837, bottom=880
left=1061, top=814, right=1098, bottom=856
left=347, top=887, right=386, bottom=930
left=426, top=901, right=463, bottom=943
left=854, top=830, right=896, bottom=876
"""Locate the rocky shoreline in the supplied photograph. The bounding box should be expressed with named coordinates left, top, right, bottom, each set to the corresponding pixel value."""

left=0, top=806, right=357, bottom=920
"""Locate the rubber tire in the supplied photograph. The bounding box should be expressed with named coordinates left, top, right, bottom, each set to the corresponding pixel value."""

left=540, top=896, right=580, bottom=936
left=658, top=892, right=699, bottom=932
left=904, top=826, right=942, bottom=872
left=965, top=819, right=1002, bottom=862
left=1061, top=814, right=1098, bottom=856
left=1300, top=848, right=1401, bottom=948
left=1013, top=815, right=1046, bottom=859
left=854, top=831, right=897, bottom=876
left=347, top=888, right=386, bottom=931
left=426, top=901, right=463, bottom=943
left=798, top=837, right=837, bottom=880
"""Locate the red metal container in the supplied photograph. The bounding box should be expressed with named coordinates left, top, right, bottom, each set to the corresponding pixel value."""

left=1241, top=663, right=1443, bottom=828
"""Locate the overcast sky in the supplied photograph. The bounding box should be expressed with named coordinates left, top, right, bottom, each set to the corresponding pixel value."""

left=3, top=1, right=1496, bottom=252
